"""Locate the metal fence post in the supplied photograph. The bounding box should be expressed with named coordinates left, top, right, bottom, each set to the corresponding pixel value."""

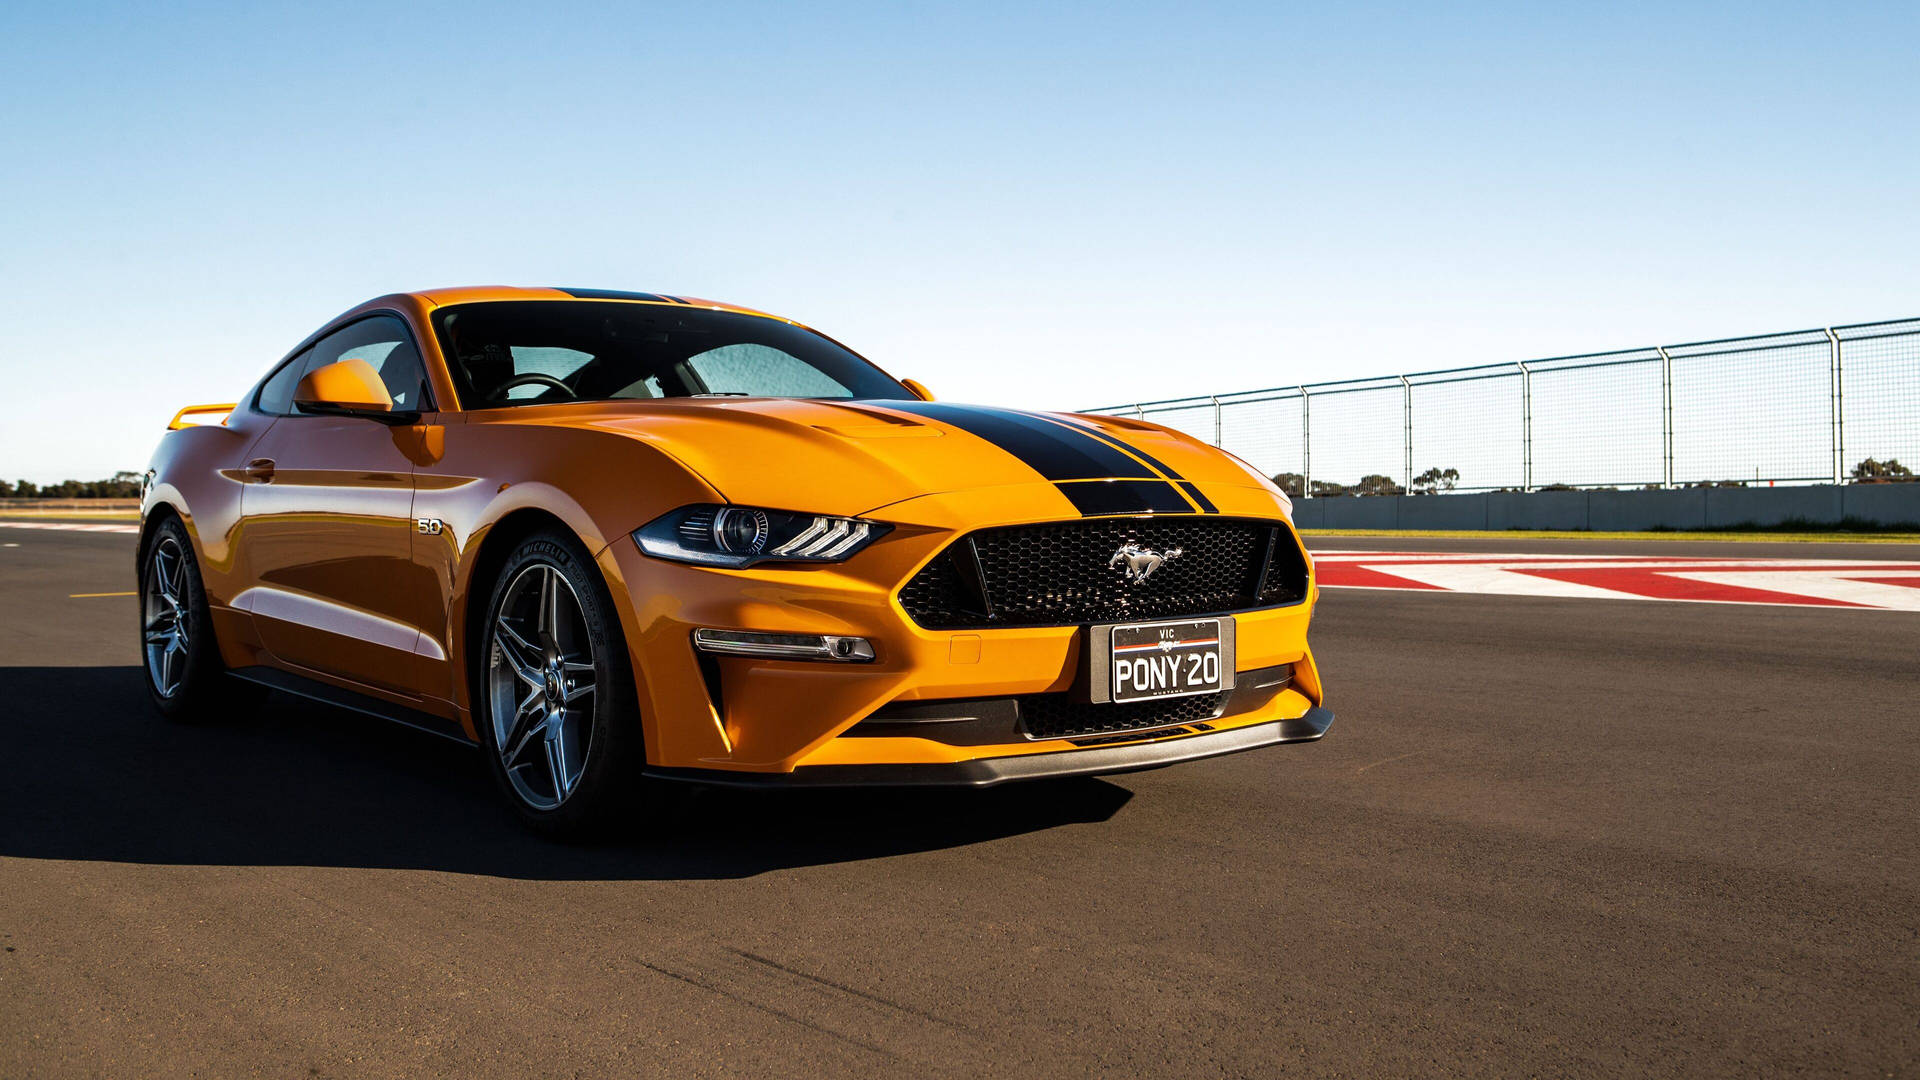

left=1133, top=404, right=1146, bottom=421
left=1656, top=346, right=1674, bottom=488
left=1300, top=386, right=1311, bottom=498
left=1824, top=328, right=1843, bottom=484
left=1398, top=375, right=1413, bottom=492
left=1515, top=361, right=1532, bottom=492
left=1210, top=395, right=1222, bottom=447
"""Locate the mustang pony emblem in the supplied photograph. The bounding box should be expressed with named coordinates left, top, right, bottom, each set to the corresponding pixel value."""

left=1109, top=542, right=1183, bottom=585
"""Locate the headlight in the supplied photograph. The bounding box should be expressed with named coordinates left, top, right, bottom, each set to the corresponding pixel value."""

left=634, top=504, right=892, bottom=568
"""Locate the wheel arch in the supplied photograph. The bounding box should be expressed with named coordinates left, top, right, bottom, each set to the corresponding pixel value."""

left=457, top=507, right=577, bottom=702
left=454, top=505, right=655, bottom=775
left=136, top=500, right=184, bottom=559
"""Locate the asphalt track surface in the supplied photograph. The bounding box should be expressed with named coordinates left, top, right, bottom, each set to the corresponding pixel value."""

left=2, top=528, right=1916, bottom=1078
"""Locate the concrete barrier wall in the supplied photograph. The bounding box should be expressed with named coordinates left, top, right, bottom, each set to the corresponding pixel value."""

left=1290, top=484, right=1920, bottom=531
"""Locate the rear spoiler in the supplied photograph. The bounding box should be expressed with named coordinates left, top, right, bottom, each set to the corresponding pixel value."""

left=168, top=403, right=237, bottom=430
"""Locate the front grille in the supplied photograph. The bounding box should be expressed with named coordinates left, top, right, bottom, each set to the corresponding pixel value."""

left=898, top=517, right=1307, bottom=629
left=1018, top=689, right=1229, bottom=740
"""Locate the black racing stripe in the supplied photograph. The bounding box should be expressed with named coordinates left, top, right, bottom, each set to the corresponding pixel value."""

left=555, top=288, right=670, bottom=302
left=1175, top=480, right=1219, bottom=513
left=878, top=402, right=1157, bottom=481
left=1055, top=480, right=1194, bottom=516
left=1046, top=415, right=1188, bottom=478
left=1042, top=414, right=1218, bottom=514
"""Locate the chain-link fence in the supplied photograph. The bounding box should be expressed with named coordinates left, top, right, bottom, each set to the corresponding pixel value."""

left=1085, top=317, right=1920, bottom=496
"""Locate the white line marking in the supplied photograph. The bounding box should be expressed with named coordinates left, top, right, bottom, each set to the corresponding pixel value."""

left=1359, top=562, right=1633, bottom=599
left=1669, top=571, right=1920, bottom=612
left=0, top=521, right=139, bottom=534
left=1315, top=552, right=1920, bottom=569
left=1319, top=583, right=1920, bottom=612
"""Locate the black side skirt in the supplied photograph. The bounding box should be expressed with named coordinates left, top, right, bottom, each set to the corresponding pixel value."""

left=228, top=667, right=475, bottom=746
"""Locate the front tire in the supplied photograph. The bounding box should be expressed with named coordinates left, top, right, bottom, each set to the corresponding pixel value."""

left=476, top=529, right=647, bottom=838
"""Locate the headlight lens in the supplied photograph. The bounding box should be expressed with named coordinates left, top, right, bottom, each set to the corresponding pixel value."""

left=634, top=504, right=892, bottom=568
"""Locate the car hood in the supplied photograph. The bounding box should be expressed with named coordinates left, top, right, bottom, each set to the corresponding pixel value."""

left=524, top=397, right=1282, bottom=519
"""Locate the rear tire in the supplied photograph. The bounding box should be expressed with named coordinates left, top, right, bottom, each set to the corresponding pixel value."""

left=475, top=529, right=650, bottom=839
left=140, top=516, right=264, bottom=722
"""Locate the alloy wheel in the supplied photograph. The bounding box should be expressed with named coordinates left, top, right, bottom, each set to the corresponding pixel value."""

left=487, top=563, right=597, bottom=810
left=143, top=536, right=191, bottom=697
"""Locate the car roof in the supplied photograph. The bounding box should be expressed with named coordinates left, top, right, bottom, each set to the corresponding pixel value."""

left=403, top=286, right=787, bottom=323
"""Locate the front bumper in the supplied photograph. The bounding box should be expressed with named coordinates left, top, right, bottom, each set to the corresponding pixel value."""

left=595, top=482, right=1326, bottom=778
left=644, top=706, right=1334, bottom=788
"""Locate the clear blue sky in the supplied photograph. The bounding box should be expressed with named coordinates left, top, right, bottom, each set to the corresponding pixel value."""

left=3, top=1, right=1916, bottom=483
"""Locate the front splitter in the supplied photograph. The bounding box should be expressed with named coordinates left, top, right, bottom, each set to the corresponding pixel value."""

left=643, top=706, right=1334, bottom=789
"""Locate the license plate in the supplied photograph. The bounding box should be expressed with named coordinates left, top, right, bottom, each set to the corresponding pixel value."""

left=1088, top=618, right=1235, bottom=704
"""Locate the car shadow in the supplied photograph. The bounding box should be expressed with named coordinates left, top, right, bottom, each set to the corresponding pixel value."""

left=0, top=666, right=1132, bottom=880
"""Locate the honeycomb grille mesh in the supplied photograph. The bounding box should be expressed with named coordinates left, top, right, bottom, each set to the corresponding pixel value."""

left=899, top=518, right=1306, bottom=629
left=1018, top=689, right=1228, bottom=740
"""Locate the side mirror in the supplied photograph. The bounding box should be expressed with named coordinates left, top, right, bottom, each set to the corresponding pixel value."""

left=900, top=378, right=935, bottom=402
left=293, top=359, right=417, bottom=424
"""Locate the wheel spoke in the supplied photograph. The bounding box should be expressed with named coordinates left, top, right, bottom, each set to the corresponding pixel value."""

left=153, top=549, right=179, bottom=607
left=537, top=567, right=560, bottom=648
left=493, top=618, right=544, bottom=687
left=167, top=551, right=188, bottom=606
left=501, top=688, right=546, bottom=764
left=544, top=719, right=572, bottom=799
left=504, top=721, right=547, bottom=773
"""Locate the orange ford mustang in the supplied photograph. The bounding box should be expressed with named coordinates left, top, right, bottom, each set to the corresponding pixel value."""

left=140, top=287, right=1331, bottom=834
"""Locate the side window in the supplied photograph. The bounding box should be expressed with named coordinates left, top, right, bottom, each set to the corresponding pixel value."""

left=685, top=344, right=851, bottom=397
left=254, top=348, right=313, bottom=416
left=305, top=314, right=432, bottom=412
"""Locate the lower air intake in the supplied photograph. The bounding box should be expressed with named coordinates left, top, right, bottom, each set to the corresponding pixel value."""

left=1017, top=689, right=1230, bottom=740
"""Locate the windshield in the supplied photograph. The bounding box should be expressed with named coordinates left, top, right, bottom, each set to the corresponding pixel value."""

left=432, top=300, right=913, bottom=408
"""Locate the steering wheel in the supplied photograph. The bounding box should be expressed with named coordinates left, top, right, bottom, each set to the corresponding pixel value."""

left=487, top=372, right=578, bottom=403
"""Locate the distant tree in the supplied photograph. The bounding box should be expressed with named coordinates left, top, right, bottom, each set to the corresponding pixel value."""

left=1309, top=480, right=1350, bottom=497
left=1270, top=472, right=1305, bottom=497
left=1852, top=457, right=1914, bottom=483
left=1353, top=474, right=1404, bottom=496
left=1683, top=479, right=1746, bottom=489
left=1410, top=466, right=1460, bottom=495
left=0, top=474, right=141, bottom=499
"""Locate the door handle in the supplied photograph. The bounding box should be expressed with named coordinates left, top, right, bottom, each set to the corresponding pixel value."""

left=243, top=458, right=276, bottom=482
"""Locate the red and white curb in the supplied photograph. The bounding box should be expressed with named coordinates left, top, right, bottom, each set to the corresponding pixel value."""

left=0, top=521, right=140, bottom=535
left=1312, top=550, right=1920, bottom=611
